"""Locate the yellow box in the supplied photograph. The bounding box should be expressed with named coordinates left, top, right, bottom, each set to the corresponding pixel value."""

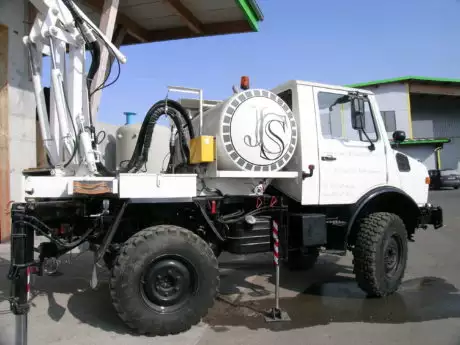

left=189, top=135, right=215, bottom=164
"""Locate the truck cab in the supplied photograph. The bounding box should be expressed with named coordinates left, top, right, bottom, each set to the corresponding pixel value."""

left=271, top=80, right=433, bottom=208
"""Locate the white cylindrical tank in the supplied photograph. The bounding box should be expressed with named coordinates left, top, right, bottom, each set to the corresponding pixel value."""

left=194, top=89, right=298, bottom=172
left=115, top=123, right=171, bottom=173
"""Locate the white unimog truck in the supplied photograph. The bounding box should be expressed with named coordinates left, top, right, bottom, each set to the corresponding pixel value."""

left=8, top=0, right=443, bottom=341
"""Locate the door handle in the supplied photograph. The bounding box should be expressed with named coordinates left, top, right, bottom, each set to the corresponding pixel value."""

left=321, top=155, right=337, bottom=161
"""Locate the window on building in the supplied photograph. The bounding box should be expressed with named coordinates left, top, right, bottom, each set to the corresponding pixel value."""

left=380, top=111, right=397, bottom=132
left=317, top=92, right=378, bottom=142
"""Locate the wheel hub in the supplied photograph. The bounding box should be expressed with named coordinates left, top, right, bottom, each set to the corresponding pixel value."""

left=384, top=236, right=401, bottom=276
left=142, top=256, right=196, bottom=312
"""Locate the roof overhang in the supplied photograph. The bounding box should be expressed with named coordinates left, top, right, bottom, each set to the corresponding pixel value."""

left=74, top=0, right=264, bottom=45
left=347, top=76, right=460, bottom=88
left=347, top=76, right=460, bottom=97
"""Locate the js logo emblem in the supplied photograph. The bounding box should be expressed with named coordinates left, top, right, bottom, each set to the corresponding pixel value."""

left=243, top=107, right=288, bottom=161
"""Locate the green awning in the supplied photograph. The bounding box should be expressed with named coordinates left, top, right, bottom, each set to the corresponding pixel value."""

left=390, top=138, right=451, bottom=146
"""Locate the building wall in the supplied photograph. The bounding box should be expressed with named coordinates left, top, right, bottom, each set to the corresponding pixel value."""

left=0, top=24, right=9, bottom=242
left=397, top=145, right=437, bottom=170
left=359, top=83, right=411, bottom=137
left=0, top=1, right=37, bottom=202
left=411, top=94, right=460, bottom=171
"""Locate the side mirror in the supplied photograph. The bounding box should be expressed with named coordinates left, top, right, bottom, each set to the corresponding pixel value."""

left=351, top=98, right=365, bottom=130
left=392, top=130, right=406, bottom=143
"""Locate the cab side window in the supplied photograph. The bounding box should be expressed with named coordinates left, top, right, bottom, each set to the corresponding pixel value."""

left=318, top=92, right=378, bottom=142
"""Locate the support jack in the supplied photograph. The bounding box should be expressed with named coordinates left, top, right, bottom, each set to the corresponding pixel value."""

left=264, top=221, right=290, bottom=323
left=9, top=203, right=35, bottom=345
left=265, top=308, right=291, bottom=322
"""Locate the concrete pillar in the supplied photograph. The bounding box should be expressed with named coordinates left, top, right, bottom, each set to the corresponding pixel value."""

left=0, top=0, right=37, bottom=242
left=0, top=24, right=10, bottom=242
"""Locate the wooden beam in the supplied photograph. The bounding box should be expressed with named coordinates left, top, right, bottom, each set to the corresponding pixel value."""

left=105, top=24, right=127, bottom=80
left=148, top=20, right=252, bottom=43
left=90, top=0, right=119, bottom=123
left=81, top=0, right=149, bottom=43
left=164, top=0, right=204, bottom=34
left=0, top=25, right=10, bottom=242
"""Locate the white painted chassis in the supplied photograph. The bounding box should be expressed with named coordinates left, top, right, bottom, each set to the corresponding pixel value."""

left=21, top=170, right=299, bottom=201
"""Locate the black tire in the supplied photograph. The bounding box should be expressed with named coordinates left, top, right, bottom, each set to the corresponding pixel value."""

left=209, top=242, right=222, bottom=258
left=286, top=247, right=320, bottom=271
left=110, top=225, right=219, bottom=336
left=353, top=212, right=408, bottom=297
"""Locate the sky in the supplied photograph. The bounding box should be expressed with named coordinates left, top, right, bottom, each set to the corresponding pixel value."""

left=72, top=0, right=460, bottom=125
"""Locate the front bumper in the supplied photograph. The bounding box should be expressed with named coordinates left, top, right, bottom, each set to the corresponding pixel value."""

left=418, top=204, right=443, bottom=229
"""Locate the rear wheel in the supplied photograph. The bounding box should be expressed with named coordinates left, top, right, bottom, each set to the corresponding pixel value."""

left=110, top=225, right=219, bottom=335
left=353, top=212, right=408, bottom=297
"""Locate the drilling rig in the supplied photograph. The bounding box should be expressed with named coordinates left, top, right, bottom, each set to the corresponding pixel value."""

left=8, top=0, right=443, bottom=343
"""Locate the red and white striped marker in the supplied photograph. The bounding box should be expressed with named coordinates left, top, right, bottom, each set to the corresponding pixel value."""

left=273, top=220, right=279, bottom=266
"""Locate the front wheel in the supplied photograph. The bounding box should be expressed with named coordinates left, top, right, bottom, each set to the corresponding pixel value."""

left=352, top=212, right=408, bottom=297
left=110, top=225, right=219, bottom=335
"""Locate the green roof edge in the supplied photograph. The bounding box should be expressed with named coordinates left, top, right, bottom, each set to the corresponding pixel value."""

left=390, top=138, right=451, bottom=146
left=347, top=76, right=460, bottom=88
left=247, top=0, right=264, bottom=21
left=236, top=0, right=262, bottom=31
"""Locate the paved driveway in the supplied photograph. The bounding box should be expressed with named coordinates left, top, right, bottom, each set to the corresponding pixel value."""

left=0, top=190, right=459, bottom=345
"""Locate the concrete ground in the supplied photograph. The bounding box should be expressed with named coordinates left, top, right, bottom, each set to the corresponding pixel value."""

left=0, top=190, right=460, bottom=345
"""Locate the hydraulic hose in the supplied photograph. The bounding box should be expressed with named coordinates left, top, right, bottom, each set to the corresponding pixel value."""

left=217, top=206, right=286, bottom=224
left=155, top=99, right=195, bottom=139
left=136, top=106, right=188, bottom=172
left=122, top=101, right=191, bottom=173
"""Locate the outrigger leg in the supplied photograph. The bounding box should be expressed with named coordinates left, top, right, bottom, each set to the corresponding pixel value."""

left=264, top=218, right=290, bottom=322
left=8, top=203, right=35, bottom=345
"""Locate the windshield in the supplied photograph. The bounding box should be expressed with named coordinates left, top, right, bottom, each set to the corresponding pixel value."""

left=317, top=92, right=378, bottom=142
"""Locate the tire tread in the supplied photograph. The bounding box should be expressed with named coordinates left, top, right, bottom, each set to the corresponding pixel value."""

left=353, top=212, right=407, bottom=297
left=110, top=225, right=219, bottom=336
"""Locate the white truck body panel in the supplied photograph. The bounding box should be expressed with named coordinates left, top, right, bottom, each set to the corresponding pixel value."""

left=313, top=86, right=387, bottom=205
left=392, top=154, right=430, bottom=205
left=23, top=174, right=197, bottom=201
left=23, top=77, right=430, bottom=208
left=270, top=80, right=430, bottom=206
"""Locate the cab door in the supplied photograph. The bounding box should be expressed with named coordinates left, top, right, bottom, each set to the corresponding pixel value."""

left=313, top=87, right=387, bottom=205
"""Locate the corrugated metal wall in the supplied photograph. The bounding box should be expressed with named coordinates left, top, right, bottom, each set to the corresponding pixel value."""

left=411, top=95, right=460, bottom=171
